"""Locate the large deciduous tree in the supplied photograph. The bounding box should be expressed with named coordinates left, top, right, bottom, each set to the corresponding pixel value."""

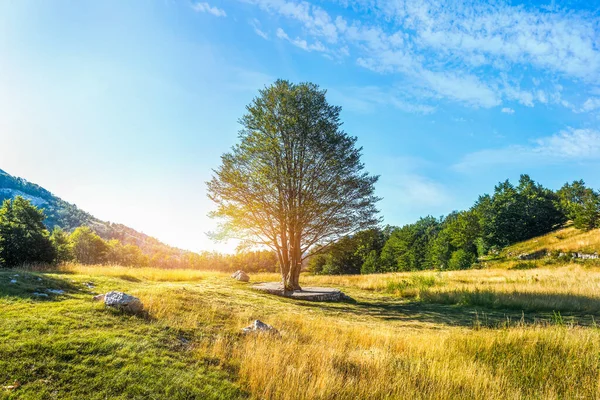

left=207, top=80, right=380, bottom=290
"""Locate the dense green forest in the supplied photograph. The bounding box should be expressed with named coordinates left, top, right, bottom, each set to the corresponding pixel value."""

left=309, top=175, right=600, bottom=274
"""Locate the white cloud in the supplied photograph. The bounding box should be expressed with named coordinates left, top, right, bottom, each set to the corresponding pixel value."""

left=329, top=86, right=435, bottom=114
left=578, top=98, right=600, bottom=113
left=250, top=19, right=269, bottom=39
left=238, top=0, right=600, bottom=110
left=454, top=128, right=600, bottom=171
left=192, top=2, right=226, bottom=17
left=501, top=107, right=515, bottom=114
left=276, top=27, right=327, bottom=52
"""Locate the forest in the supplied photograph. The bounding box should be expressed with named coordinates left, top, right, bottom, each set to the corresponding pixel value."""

left=308, top=175, right=600, bottom=274
left=0, top=174, right=598, bottom=274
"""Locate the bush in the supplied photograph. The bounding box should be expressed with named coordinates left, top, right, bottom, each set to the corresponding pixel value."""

left=447, top=249, right=476, bottom=270
left=509, top=261, right=537, bottom=270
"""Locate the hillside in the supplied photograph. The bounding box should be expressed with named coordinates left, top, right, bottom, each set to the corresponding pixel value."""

left=502, top=224, right=600, bottom=257
left=0, top=168, right=189, bottom=260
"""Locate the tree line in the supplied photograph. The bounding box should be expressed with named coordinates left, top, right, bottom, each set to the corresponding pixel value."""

left=0, top=196, right=277, bottom=272
left=309, top=175, right=600, bottom=274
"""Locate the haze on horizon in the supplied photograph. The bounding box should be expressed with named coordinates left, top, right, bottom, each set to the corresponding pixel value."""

left=1, top=0, right=599, bottom=253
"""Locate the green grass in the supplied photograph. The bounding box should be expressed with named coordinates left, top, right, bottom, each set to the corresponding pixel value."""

left=0, top=271, right=243, bottom=400
left=2, top=266, right=600, bottom=399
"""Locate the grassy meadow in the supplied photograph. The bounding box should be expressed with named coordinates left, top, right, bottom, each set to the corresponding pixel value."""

left=2, top=250, right=600, bottom=399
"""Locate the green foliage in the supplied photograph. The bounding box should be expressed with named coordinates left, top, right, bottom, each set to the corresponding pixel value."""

left=50, top=227, right=73, bottom=264
left=380, top=217, right=441, bottom=271
left=0, top=197, right=55, bottom=267
left=557, top=180, right=600, bottom=230
left=106, top=239, right=148, bottom=267
left=308, top=228, right=388, bottom=275
left=447, top=249, right=477, bottom=270
left=70, top=226, right=109, bottom=264
left=475, top=175, right=566, bottom=248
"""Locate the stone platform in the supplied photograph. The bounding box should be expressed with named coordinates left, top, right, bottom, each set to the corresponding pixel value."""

left=252, top=281, right=348, bottom=302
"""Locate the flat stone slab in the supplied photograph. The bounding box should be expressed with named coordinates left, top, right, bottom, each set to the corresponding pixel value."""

left=252, top=282, right=347, bottom=302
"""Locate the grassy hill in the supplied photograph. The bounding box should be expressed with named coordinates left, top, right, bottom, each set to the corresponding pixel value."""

left=502, top=224, right=600, bottom=257
left=2, top=263, right=600, bottom=399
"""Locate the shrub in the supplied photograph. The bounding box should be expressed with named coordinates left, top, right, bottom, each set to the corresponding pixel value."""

left=447, top=249, right=476, bottom=270
left=510, top=261, right=538, bottom=270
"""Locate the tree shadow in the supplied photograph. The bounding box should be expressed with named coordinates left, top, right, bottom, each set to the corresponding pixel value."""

left=0, top=270, right=89, bottom=302
left=291, top=292, right=600, bottom=329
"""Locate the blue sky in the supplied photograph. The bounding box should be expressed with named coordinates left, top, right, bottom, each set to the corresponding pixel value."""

left=0, top=0, right=599, bottom=252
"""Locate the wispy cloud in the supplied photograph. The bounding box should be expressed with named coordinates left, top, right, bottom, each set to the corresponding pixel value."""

left=578, top=98, right=600, bottom=113
left=276, top=28, right=327, bottom=52
left=329, top=86, right=435, bottom=114
left=250, top=19, right=269, bottom=39
left=192, top=2, right=227, bottom=17
left=501, top=107, right=515, bottom=114
left=237, top=0, right=600, bottom=111
left=454, top=128, right=600, bottom=171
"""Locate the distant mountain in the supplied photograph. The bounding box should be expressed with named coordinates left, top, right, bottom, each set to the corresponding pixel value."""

left=0, top=168, right=188, bottom=258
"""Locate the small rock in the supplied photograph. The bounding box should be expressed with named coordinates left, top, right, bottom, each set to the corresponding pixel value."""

left=13, top=274, right=19, bottom=277
left=46, top=289, right=65, bottom=295
left=2, top=381, right=20, bottom=391
left=242, top=320, right=278, bottom=335
left=37, top=278, right=42, bottom=281
left=103, top=291, right=143, bottom=314
left=83, top=282, right=95, bottom=289
left=231, top=270, right=250, bottom=282
left=32, top=292, right=49, bottom=297
left=9, top=279, right=17, bottom=284
left=92, top=294, right=105, bottom=302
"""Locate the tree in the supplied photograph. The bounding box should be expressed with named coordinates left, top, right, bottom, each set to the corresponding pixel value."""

left=474, top=175, right=565, bottom=248
left=50, top=227, right=73, bottom=264
left=557, top=180, right=600, bottom=230
left=447, top=249, right=476, bottom=270
left=0, top=197, right=56, bottom=267
left=307, top=228, right=388, bottom=275
left=380, top=217, right=440, bottom=271
left=207, top=80, right=380, bottom=290
left=70, top=226, right=108, bottom=264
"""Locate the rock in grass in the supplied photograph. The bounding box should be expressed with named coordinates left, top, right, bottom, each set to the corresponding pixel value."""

left=231, top=270, right=250, bottom=282
left=102, top=291, right=143, bottom=314
left=92, top=294, right=105, bottom=302
left=242, top=320, right=278, bottom=335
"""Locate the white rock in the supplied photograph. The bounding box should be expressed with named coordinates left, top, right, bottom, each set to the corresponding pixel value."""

left=231, top=270, right=250, bottom=282
left=32, top=292, right=49, bottom=297
left=242, top=320, right=278, bottom=335
left=47, top=289, right=65, bottom=295
left=9, top=279, right=17, bottom=284
left=103, top=291, right=143, bottom=313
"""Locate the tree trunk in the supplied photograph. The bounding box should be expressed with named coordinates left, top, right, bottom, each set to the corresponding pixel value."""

left=282, top=251, right=302, bottom=292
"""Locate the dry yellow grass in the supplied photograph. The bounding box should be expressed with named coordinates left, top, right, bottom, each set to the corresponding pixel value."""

left=11, top=263, right=600, bottom=399
left=503, top=225, right=600, bottom=255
